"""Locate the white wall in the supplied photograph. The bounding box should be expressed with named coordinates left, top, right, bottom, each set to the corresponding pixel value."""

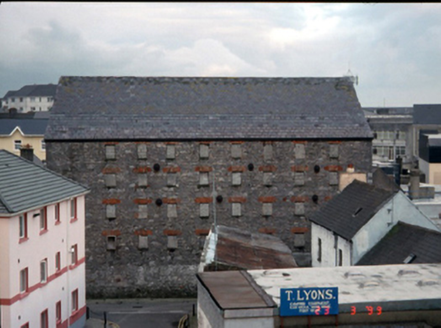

left=311, top=224, right=351, bottom=267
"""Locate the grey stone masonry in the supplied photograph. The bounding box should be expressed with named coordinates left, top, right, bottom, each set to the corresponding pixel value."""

left=46, top=139, right=372, bottom=298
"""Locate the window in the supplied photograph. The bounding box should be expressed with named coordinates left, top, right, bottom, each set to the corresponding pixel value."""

left=19, top=214, right=28, bottom=239
left=200, top=144, right=209, bottom=159
left=71, top=244, right=78, bottom=265
left=294, top=143, right=305, bottom=159
left=56, top=301, right=62, bottom=324
left=396, top=146, right=406, bottom=157
left=40, top=259, right=47, bottom=283
left=19, top=97, right=23, bottom=102
left=167, top=204, right=177, bottom=219
left=106, top=204, right=116, bottom=219
left=166, top=144, right=175, bottom=160
left=138, top=204, right=148, bottom=219
left=263, top=172, right=272, bottom=186
left=167, top=173, right=178, bottom=187
left=232, top=172, right=241, bottom=186
left=55, top=203, right=60, bottom=224
left=137, top=143, right=147, bottom=159
left=30, top=97, right=36, bottom=102
left=232, top=203, right=242, bottom=217
left=72, top=289, right=79, bottom=313
left=20, top=268, right=28, bottom=293
left=338, top=249, right=343, bottom=266
left=294, top=203, right=305, bottom=216
left=40, top=207, right=47, bottom=232
left=106, top=236, right=117, bottom=251
left=55, top=252, right=61, bottom=272
left=41, top=140, right=46, bottom=151
left=167, top=236, right=178, bottom=250
left=31, top=107, right=36, bottom=111
left=262, top=203, right=273, bottom=217
left=105, top=174, right=117, bottom=188
left=14, top=140, right=22, bottom=151
left=41, top=309, right=48, bottom=328
left=329, top=144, right=339, bottom=159
left=398, top=131, right=407, bottom=140
left=329, top=172, right=339, bottom=186
left=200, top=203, right=210, bottom=218
left=199, top=172, right=209, bottom=186
left=294, top=233, right=306, bottom=248
left=105, top=145, right=116, bottom=160
left=263, top=144, right=273, bottom=161
left=138, top=235, right=149, bottom=250
left=231, top=144, right=242, bottom=159
left=317, top=238, right=322, bottom=262
left=11, top=97, right=15, bottom=102
left=70, top=198, right=77, bottom=220
left=138, top=174, right=148, bottom=188
left=294, top=172, right=305, bottom=186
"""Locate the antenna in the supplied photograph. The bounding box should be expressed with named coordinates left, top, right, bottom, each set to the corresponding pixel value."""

left=344, top=62, right=359, bottom=86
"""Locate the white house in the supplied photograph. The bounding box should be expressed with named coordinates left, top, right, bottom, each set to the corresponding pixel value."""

left=0, top=150, right=89, bottom=328
left=2, top=84, right=56, bottom=112
left=309, top=179, right=439, bottom=267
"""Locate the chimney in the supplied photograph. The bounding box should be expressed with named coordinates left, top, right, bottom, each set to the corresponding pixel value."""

left=409, top=169, right=420, bottom=200
left=20, top=144, right=34, bottom=162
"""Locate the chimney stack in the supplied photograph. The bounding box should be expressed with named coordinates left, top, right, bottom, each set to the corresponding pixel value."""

left=409, top=169, right=420, bottom=200
left=20, top=144, right=34, bottom=162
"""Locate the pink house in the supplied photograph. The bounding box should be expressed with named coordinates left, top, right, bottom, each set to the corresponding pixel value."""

left=0, top=150, right=89, bottom=328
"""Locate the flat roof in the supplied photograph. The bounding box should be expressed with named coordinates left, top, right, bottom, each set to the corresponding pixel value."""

left=247, top=263, right=441, bottom=313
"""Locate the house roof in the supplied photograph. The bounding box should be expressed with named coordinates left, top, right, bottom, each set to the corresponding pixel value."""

left=200, top=225, right=297, bottom=271
left=3, top=84, right=56, bottom=98
left=413, top=104, right=441, bottom=125
left=0, top=118, right=48, bottom=136
left=309, top=180, right=397, bottom=240
left=0, top=150, right=89, bottom=214
left=357, top=222, right=441, bottom=266
left=45, top=76, right=373, bottom=141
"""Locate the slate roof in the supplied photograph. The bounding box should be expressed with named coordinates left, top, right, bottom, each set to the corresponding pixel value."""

left=0, top=150, right=89, bottom=214
left=45, top=76, right=373, bottom=141
left=309, top=180, right=397, bottom=240
left=413, top=104, right=441, bottom=125
left=2, top=84, right=56, bottom=98
left=357, top=222, right=441, bottom=265
left=0, top=118, right=48, bottom=136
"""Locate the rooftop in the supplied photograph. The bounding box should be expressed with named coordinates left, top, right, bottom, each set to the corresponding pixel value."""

left=3, top=84, right=56, bottom=99
left=45, top=76, right=372, bottom=141
left=0, top=150, right=89, bottom=215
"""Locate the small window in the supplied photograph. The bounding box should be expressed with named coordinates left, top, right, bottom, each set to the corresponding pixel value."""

left=338, top=249, right=343, bottom=266
left=70, top=198, right=77, bottom=219
left=40, top=259, right=47, bottom=283
left=167, top=236, right=178, bottom=250
left=71, top=244, right=78, bottom=265
left=167, top=173, right=178, bottom=187
left=138, top=204, right=148, bottom=219
left=41, top=140, right=46, bottom=151
left=294, top=172, right=305, bottom=186
left=138, top=174, right=148, bottom=188
left=232, top=203, right=242, bottom=217
left=263, top=144, right=273, bottom=161
left=138, top=235, right=149, bottom=250
left=232, top=172, right=241, bottom=186
left=19, top=214, right=27, bottom=239
left=14, top=140, right=22, bottom=151
left=262, top=203, right=273, bottom=217
left=167, top=204, right=177, bottom=219
left=329, top=172, right=339, bottom=186
left=105, top=145, right=116, bottom=160
left=294, top=233, right=305, bottom=248
left=56, top=301, right=62, bottom=324
left=41, top=309, right=48, bottom=328
left=20, top=268, right=28, bottom=293
left=263, top=172, right=272, bottom=187
left=55, top=203, right=60, bottom=224
left=166, top=144, right=175, bottom=160
left=199, top=172, right=209, bottom=186
left=200, top=203, right=210, bottom=218
left=200, top=144, right=209, bottom=159
left=105, top=174, right=117, bottom=188
left=40, top=208, right=47, bottom=231
left=71, top=289, right=79, bottom=313
left=107, top=236, right=117, bottom=251
left=30, top=107, right=36, bottom=111
left=330, top=144, right=339, bottom=159
left=137, top=144, right=147, bottom=160
left=294, top=143, right=305, bottom=159
left=317, top=238, right=322, bottom=262
left=19, top=97, right=23, bottom=102
left=55, top=252, right=61, bottom=272
left=231, top=144, right=242, bottom=159
left=106, top=204, right=116, bottom=219
left=294, top=203, right=305, bottom=216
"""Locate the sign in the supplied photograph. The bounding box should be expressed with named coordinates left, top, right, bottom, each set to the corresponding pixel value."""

left=280, top=287, right=338, bottom=317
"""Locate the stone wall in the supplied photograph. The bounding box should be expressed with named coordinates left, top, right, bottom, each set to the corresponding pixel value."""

left=46, top=139, right=372, bottom=298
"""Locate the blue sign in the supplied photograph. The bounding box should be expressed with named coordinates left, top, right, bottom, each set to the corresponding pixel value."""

left=280, top=287, right=338, bottom=317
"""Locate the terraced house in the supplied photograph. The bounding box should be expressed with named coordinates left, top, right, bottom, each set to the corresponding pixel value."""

left=45, top=76, right=373, bottom=298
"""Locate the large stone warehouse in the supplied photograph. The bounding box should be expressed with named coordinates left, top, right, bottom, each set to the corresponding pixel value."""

left=45, top=76, right=373, bottom=298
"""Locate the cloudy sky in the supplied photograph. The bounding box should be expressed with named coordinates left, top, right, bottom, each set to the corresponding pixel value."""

left=0, top=2, right=440, bottom=107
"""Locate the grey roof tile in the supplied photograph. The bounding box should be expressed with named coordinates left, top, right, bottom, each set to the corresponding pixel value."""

left=309, top=180, right=397, bottom=240
left=413, top=104, right=441, bottom=125
left=45, top=76, right=373, bottom=141
left=0, top=118, right=48, bottom=135
left=0, top=150, right=89, bottom=214
left=357, top=222, right=441, bottom=265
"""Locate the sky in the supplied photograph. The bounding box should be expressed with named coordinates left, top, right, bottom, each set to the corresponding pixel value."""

left=0, top=2, right=440, bottom=108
